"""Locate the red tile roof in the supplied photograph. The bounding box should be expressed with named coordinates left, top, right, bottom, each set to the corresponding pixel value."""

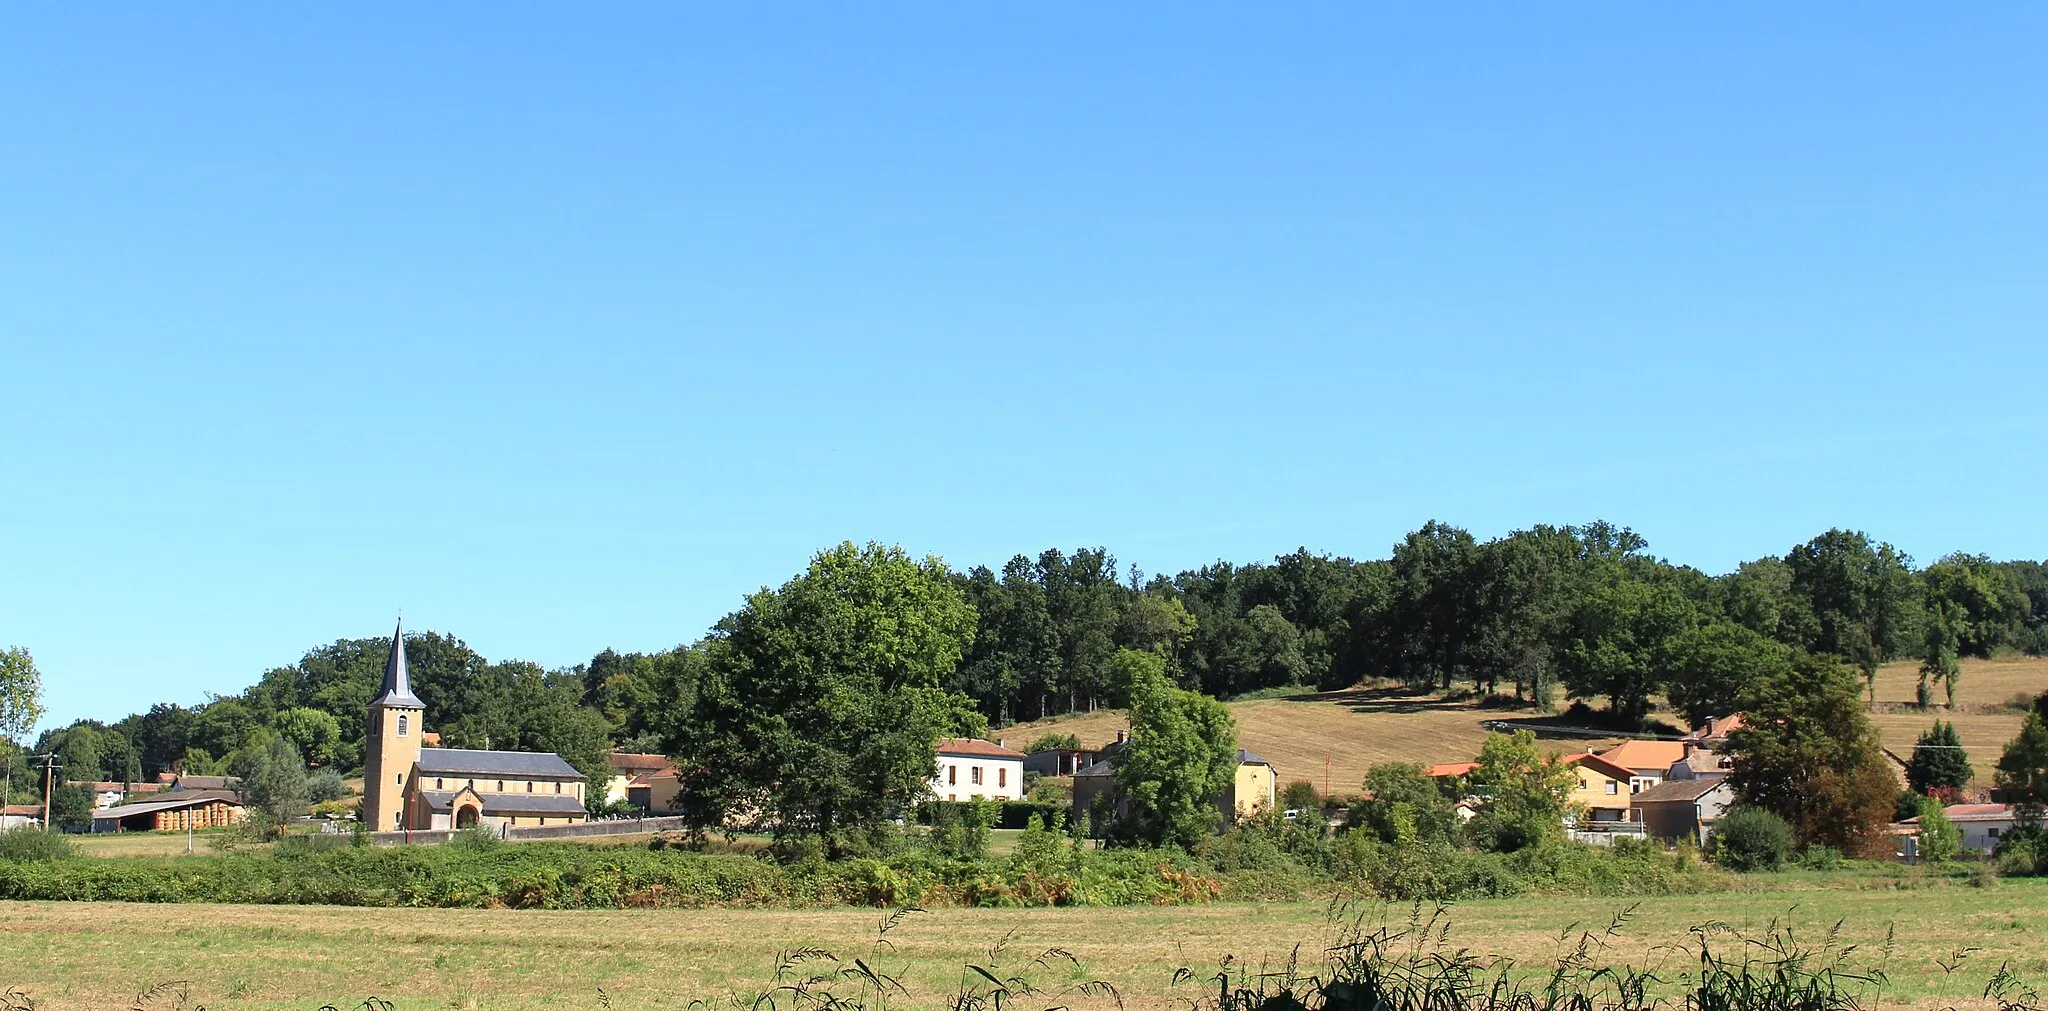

left=609, top=753, right=674, bottom=772
left=2, top=804, right=42, bottom=818
left=1596, top=740, right=1688, bottom=774
left=936, top=738, right=1025, bottom=760
left=1564, top=753, right=1638, bottom=783
left=1425, top=762, right=1479, bottom=779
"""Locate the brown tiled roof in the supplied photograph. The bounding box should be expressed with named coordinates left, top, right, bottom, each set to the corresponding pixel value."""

left=1425, top=762, right=1479, bottom=779
left=609, top=753, right=674, bottom=772
left=1596, top=740, right=1688, bottom=774
left=2, top=804, right=42, bottom=817
left=1564, top=753, right=1637, bottom=782
left=937, top=738, right=1026, bottom=760
left=628, top=767, right=679, bottom=787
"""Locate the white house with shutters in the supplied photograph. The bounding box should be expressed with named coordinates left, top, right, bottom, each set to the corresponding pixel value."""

left=930, top=738, right=1026, bottom=802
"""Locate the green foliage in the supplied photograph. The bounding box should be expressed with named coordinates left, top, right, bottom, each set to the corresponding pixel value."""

left=0, top=827, right=72, bottom=863
left=1914, top=796, right=1961, bottom=864
left=1664, top=622, right=1793, bottom=728
left=1906, top=720, right=1972, bottom=796
left=1024, top=732, right=1081, bottom=754
left=272, top=708, right=343, bottom=769
left=1352, top=762, right=1460, bottom=848
left=1280, top=780, right=1321, bottom=812
left=1726, top=652, right=1897, bottom=857
left=0, top=646, right=43, bottom=745
left=1709, top=807, right=1796, bottom=871
left=669, top=541, right=980, bottom=853
left=1560, top=575, right=1698, bottom=727
left=305, top=768, right=349, bottom=805
left=235, top=735, right=309, bottom=837
left=49, top=784, right=94, bottom=831
left=1113, top=649, right=1239, bottom=849
left=1995, top=713, right=2048, bottom=816
left=927, top=797, right=998, bottom=859
left=1465, top=731, right=1575, bottom=852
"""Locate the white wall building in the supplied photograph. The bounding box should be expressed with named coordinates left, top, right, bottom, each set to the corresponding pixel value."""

left=931, top=738, right=1026, bottom=802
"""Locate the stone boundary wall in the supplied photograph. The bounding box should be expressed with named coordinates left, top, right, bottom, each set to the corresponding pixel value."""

left=364, top=815, right=689, bottom=847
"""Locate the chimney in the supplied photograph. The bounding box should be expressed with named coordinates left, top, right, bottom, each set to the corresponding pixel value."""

left=997, top=738, right=1006, bottom=749
left=1115, top=729, right=1129, bottom=745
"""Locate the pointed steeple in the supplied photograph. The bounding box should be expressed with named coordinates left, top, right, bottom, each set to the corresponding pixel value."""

left=370, top=618, right=424, bottom=709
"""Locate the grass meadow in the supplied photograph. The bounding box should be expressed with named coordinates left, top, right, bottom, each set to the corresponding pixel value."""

left=4, top=876, right=2043, bottom=1011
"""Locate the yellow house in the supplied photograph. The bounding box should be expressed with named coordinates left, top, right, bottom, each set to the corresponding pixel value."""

left=361, top=621, right=590, bottom=832
left=1221, top=750, right=1276, bottom=821
left=1562, top=752, right=1637, bottom=823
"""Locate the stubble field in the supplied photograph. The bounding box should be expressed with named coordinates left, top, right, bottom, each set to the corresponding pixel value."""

left=6, top=878, right=2043, bottom=1011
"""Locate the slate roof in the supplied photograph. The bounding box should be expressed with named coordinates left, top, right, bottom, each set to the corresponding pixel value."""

left=416, top=748, right=583, bottom=779
left=1237, top=749, right=1270, bottom=766
left=1629, top=779, right=1729, bottom=805
left=370, top=619, right=425, bottom=709
left=937, top=738, right=1026, bottom=760
left=417, top=791, right=590, bottom=816
left=92, top=789, right=242, bottom=821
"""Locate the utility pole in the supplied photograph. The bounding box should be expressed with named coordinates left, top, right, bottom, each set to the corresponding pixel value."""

left=35, top=753, right=60, bottom=830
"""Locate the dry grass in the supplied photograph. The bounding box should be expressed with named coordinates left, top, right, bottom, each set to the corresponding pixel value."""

left=1012, top=688, right=1658, bottom=797
left=1867, top=656, right=2048, bottom=784
left=2, top=880, right=2042, bottom=1010
left=1007, top=657, right=2048, bottom=795
left=71, top=831, right=270, bottom=860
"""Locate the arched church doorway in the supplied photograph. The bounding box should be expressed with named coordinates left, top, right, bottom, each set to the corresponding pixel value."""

left=455, top=806, right=480, bottom=829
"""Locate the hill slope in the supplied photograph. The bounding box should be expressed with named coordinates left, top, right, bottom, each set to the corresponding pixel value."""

left=1004, top=657, right=2048, bottom=794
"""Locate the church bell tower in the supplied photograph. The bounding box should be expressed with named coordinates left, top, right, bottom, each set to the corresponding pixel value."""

left=362, top=619, right=425, bottom=832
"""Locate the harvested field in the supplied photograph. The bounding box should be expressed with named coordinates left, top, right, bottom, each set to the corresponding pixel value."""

left=3, top=878, right=2042, bottom=1010
left=1009, top=688, right=1637, bottom=797
left=1868, top=655, right=2048, bottom=784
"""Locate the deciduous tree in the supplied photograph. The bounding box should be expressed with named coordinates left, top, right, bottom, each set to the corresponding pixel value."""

left=1726, top=652, right=1898, bottom=857
left=1113, top=649, right=1239, bottom=849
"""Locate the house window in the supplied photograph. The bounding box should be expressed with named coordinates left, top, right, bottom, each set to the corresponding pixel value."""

left=971, top=767, right=983, bottom=786
left=998, top=768, right=1007, bottom=788
left=393, top=811, right=402, bottom=829
left=396, top=773, right=403, bottom=786
left=1605, top=782, right=1618, bottom=795
left=947, top=766, right=957, bottom=785
left=397, top=715, right=408, bottom=736
left=948, top=794, right=956, bottom=802
left=436, top=778, right=444, bottom=790
left=1578, top=779, right=1588, bottom=790
left=1990, top=827, right=2003, bottom=838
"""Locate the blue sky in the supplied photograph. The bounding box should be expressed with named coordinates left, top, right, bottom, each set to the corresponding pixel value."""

left=4, top=6, right=2043, bottom=732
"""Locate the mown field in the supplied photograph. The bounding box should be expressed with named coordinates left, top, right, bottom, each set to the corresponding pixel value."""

left=1009, top=656, right=2048, bottom=793
left=4, top=877, right=2043, bottom=1010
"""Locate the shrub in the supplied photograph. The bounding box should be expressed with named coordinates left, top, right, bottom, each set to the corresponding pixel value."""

left=1280, top=780, right=1320, bottom=812
left=1709, top=808, right=1795, bottom=871
left=0, top=828, right=72, bottom=863
left=1797, top=844, right=1844, bottom=871
left=1024, top=732, right=1081, bottom=754
left=305, top=769, right=349, bottom=804
left=449, top=824, right=501, bottom=853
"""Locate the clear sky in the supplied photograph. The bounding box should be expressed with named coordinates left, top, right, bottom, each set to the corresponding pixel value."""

left=4, top=6, right=2043, bottom=733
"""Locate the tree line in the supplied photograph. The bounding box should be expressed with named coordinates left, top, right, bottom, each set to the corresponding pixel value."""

left=8, top=522, right=2046, bottom=801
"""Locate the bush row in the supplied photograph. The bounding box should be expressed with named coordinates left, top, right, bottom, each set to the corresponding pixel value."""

left=0, top=826, right=1726, bottom=910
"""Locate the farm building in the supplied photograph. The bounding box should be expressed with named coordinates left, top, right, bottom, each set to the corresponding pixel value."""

left=2, top=804, right=42, bottom=832
left=90, top=790, right=243, bottom=833
left=605, top=753, right=674, bottom=805
left=1630, top=778, right=1735, bottom=845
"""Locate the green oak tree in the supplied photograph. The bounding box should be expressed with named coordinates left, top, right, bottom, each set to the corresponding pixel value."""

left=1726, top=651, right=1898, bottom=857
left=666, top=542, right=980, bottom=854
left=1112, top=649, right=1239, bottom=849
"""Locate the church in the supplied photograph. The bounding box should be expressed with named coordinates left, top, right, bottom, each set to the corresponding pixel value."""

left=361, top=621, right=591, bottom=832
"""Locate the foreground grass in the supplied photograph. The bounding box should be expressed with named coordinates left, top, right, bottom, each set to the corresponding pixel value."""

left=4, top=876, right=2042, bottom=1010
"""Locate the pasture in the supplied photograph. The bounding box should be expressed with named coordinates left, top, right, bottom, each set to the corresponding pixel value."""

left=1008, top=656, right=2048, bottom=794
left=3, top=879, right=2042, bottom=1010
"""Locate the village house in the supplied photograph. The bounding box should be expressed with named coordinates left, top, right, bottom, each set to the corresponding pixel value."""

left=1561, top=753, right=1639, bottom=823
left=626, top=764, right=683, bottom=814
left=1630, top=778, right=1735, bottom=845
left=931, top=738, right=1026, bottom=802
left=1023, top=745, right=1094, bottom=778
left=604, top=753, right=674, bottom=805
left=1899, top=803, right=2025, bottom=855
left=1666, top=748, right=1732, bottom=782
left=1, top=804, right=42, bottom=832
left=91, top=789, right=243, bottom=833
left=1682, top=714, right=1745, bottom=750
left=1594, top=740, right=1688, bottom=793
left=362, top=621, right=590, bottom=832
